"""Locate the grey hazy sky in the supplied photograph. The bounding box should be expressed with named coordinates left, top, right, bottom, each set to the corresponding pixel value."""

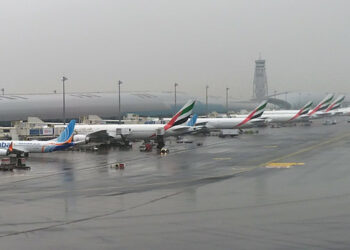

left=0, top=0, right=349, bottom=99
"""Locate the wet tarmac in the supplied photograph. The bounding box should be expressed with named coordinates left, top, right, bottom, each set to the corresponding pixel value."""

left=1, top=118, right=350, bottom=249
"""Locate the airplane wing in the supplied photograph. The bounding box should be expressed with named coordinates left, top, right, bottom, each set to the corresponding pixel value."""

left=195, top=121, right=208, bottom=127
left=249, top=118, right=267, bottom=125
left=250, top=117, right=266, bottom=122
left=190, top=125, right=207, bottom=134
left=192, top=121, right=211, bottom=132
left=314, top=111, right=332, bottom=118
left=77, top=130, right=117, bottom=143
left=298, top=114, right=311, bottom=120
left=169, top=126, right=191, bottom=132
left=86, top=130, right=111, bottom=139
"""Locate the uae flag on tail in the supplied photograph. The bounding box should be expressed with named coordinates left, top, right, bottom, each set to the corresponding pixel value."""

left=164, top=100, right=196, bottom=130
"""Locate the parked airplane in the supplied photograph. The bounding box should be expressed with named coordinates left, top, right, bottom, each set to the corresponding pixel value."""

left=320, top=95, right=346, bottom=116
left=0, top=120, right=77, bottom=157
left=71, top=100, right=196, bottom=148
left=194, top=100, right=268, bottom=130
left=262, top=94, right=334, bottom=117
left=306, top=95, right=345, bottom=118
left=262, top=101, right=313, bottom=123
left=165, top=114, right=199, bottom=136
left=308, top=94, right=334, bottom=117
left=310, top=94, right=347, bottom=116
left=335, top=106, right=350, bottom=116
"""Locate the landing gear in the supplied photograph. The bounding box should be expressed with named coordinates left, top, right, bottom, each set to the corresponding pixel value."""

left=156, top=135, right=165, bottom=149
left=120, top=135, right=132, bottom=149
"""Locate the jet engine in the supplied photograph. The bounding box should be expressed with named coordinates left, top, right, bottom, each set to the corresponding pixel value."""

left=0, top=148, right=9, bottom=156
left=73, top=134, right=90, bottom=144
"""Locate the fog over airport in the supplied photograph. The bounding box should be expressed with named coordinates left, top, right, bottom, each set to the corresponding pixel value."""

left=0, top=0, right=349, bottom=99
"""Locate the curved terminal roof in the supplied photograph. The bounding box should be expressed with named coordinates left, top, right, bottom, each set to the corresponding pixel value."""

left=0, top=92, right=228, bottom=121
left=2, top=90, right=341, bottom=122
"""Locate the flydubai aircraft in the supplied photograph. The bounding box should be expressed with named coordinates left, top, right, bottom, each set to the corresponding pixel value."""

left=0, top=120, right=78, bottom=157
left=71, top=100, right=196, bottom=148
left=262, top=101, right=313, bottom=124
left=194, top=100, right=268, bottom=130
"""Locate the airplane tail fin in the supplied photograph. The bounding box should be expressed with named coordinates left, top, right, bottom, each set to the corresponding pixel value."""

left=164, top=100, right=196, bottom=130
left=55, top=120, right=76, bottom=144
left=326, top=95, right=345, bottom=112
left=309, top=94, right=334, bottom=115
left=300, top=101, right=313, bottom=115
left=187, top=114, right=198, bottom=127
left=247, top=100, right=268, bottom=119
left=236, top=100, right=268, bottom=127
left=289, top=101, right=313, bottom=120
left=8, top=142, right=13, bottom=153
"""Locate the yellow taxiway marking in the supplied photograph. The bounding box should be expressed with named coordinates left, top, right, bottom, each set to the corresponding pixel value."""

left=213, top=157, right=232, bottom=161
left=260, top=132, right=350, bottom=167
left=265, top=162, right=305, bottom=169
left=263, top=145, right=278, bottom=148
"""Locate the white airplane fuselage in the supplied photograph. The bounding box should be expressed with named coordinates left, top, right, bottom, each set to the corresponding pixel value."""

left=335, top=107, right=350, bottom=116
left=73, top=124, right=190, bottom=141
left=195, top=117, right=256, bottom=130
left=74, top=124, right=162, bottom=140
left=262, top=113, right=296, bottom=123
left=254, top=109, right=311, bottom=123
left=262, top=112, right=311, bottom=123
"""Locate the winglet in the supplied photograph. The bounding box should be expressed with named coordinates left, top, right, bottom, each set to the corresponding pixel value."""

left=55, top=120, right=76, bottom=143
left=309, top=94, right=334, bottom=116
left=326, top=95, right=345, bottom=112
left=236, top=100, right=268, bottom=127
left=187, top=114, right=198, bottom=127
left=164, top=100, right=196, bottom=130
left=289, top=101, right=313, bottom=121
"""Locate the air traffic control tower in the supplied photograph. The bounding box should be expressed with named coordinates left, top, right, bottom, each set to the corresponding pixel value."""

left=253, top=59, right=268, bottom=101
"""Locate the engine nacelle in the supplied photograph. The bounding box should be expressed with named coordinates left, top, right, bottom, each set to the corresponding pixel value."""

left=73, top=134, right=90, bottom=144
left=0, top=148, right=9, bottom=156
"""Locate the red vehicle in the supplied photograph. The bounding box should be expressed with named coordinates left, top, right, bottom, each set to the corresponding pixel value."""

left=139, top=143, right=153, bottom=152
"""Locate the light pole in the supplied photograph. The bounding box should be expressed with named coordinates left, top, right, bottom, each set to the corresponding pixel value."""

left=62, top=76, right=68, bottom=125
left=1, top=88, right=4, bottom=96
left=118, top=80, right=123, bottom=124
left=174, top=83, right=178, bottom=111
left=206, top=85, right=209, bottom=116
left=226, top=87, right=229, bottom=115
